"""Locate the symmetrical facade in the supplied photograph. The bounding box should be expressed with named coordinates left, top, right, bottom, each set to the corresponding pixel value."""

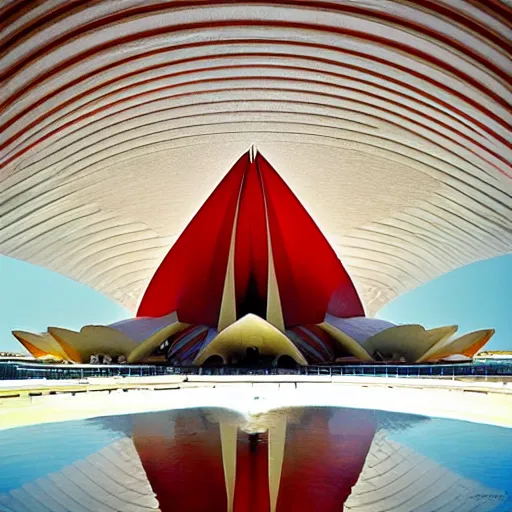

left=12, top=150, right=494, bottom=365
left=0, top=408, right=508, bottom=512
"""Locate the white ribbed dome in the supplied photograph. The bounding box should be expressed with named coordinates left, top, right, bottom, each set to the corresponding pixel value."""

left=1, top=0, right=510, bottom=314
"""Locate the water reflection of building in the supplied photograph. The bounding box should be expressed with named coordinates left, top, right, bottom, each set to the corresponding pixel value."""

left=346, top=428, right=506, bottom=512
left=0, top=437, right=160, bottom=512
left=0, top=408, right=507, bottom=512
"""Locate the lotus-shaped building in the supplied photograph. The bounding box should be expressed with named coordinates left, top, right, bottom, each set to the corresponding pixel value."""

left=13, top=149, right=494, bottom=366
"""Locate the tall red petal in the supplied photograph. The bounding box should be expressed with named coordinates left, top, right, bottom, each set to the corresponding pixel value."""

left=132, top=411, right=227, bottom=512
left=257, top=153, right=364, bottom=326
left=235, top=160, right=268, bottom=319
left=233, top=431, right=271, bottom=512
left=137, top=153, right=248, bottom=324
left=277, top=408, right=376, bottom=511
left=138, top=149, right=364, bottom=327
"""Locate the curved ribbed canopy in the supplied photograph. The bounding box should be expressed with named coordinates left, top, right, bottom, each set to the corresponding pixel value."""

left=1, top=1, right=511, bottom=315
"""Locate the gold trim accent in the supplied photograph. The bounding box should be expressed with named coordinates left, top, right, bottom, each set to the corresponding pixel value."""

left=12, top=331, right=68, bottom=360
left=219, top=421, right=238, bottom=512
left=420, top=329, right=494, bottom=361
left=259, top=160, right=285, bottom=332
left=268, top=414, right=287, bottom=512
left=218, top=171, right=245, bottom=332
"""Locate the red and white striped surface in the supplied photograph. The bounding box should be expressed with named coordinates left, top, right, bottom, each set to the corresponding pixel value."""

left=1, top=0, right=511, bottom=314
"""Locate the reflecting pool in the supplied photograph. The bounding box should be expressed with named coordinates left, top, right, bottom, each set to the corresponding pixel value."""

left=0, top=407, right=510, bottom=511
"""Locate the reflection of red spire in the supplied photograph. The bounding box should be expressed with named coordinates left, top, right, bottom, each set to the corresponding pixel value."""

left=133, top=412, right=228, bottom=512
left=234, top=431, right=271, bottom=511
left=137, top=149, right=364, bottom=326
left=235, top=160, right=269, bottom=320
left=131, top=408, right=376, bottom=512
left=277, top=409, right=376, bottom=511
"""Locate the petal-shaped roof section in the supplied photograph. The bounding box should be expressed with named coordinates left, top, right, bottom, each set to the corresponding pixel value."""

left=109, top=312, right=180, bottom=342
left=257, top=153, right=364, bottom=324
left=361, top=324, right=437, bottom=362
left=48, top=326, right=137, bottom=363
left=11, top=331, right=68, bottom=360
left=234, top=156, right=269, bottom=320
left=193, top=313, right=308, bottom=365
left=137, top=153, right=248, bottom=324
left=418, top=328, right=495, bottom=362
left=324, top=314, right=395, bottom=344
left=318, top=322, right=373, bottom=362
left=138, top=149, right=363, bottom=328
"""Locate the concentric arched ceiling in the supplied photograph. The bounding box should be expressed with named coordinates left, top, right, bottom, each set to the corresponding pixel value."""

left=1, top=0, right=511, bottom=315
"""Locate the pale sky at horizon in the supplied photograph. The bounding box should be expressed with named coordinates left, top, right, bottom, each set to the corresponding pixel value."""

left=1, top=254, right=511, bottom=353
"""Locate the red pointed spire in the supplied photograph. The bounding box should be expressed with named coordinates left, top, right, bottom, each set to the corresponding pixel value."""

left=137, top=149, right=364, bottom=326
left=137, top=152, right=248, bottom=324
left=257, top=153, right=364, bottom=325
left=234, top=160, right=269, bottom=319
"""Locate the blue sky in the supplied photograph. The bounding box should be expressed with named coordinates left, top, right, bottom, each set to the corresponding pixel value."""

left=376, top=254, right=512, bottom=351
left=0, top=254, right=511, bottom=353
left=0, top=256, right=129, bottom=353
